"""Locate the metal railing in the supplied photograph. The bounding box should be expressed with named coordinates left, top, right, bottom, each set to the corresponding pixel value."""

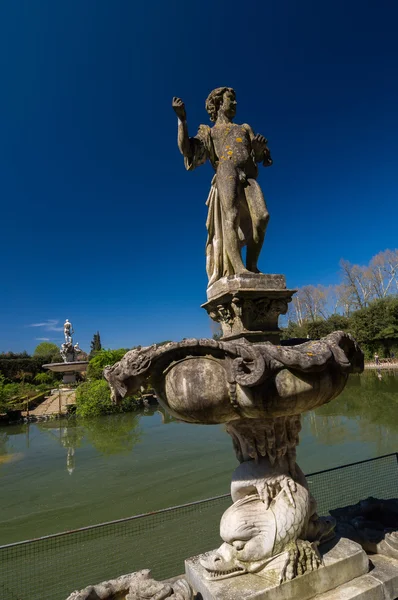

left=1, top=453, right=397, bottom=600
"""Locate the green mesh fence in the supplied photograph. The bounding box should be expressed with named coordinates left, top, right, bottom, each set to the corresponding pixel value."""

left=0, top=453, right=397, bottom=600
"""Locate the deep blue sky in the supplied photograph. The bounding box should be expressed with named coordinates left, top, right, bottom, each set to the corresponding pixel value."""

left=1, top=0, right=398, bottom=353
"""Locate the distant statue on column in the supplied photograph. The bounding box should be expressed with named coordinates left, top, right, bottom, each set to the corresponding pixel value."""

left=64, top=319, right=74, bottom=344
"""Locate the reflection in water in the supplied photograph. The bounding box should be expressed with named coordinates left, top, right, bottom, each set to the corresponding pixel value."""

left=59, top=423, right=84, bottom=475
left=306, top=370, right=398, bottom=456
left=0, top=430, right=24, bottom=466
left=0, top=451, right=24, bottom=465
left=156, top=408, right=177, bottom=424
left=37, top=412, right=143, bottom=473
left=81, top=412, right=142, bottom=455
left=34, top=407, right=177, bottom=473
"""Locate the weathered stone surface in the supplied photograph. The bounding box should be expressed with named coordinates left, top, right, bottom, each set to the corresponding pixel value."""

left=314, top=574, right=384, bottom=600
left=370, top=554, right=398, bottom=599
left=201, top=456, right=336, bottom=585
left=331, top=497, right=398, bottom=560
left=65, top=569, right=193, bottom=600
left=202, top=274, right=296, bottom=343
left=314, top=553, right=398, bottom=599
left=173, top=89, right=272, bottom=287
left=185, top=538, right=369, bottom=600
left=206, top=273, right=289, bottom=300
left=104, top=332, right=363, bottom=423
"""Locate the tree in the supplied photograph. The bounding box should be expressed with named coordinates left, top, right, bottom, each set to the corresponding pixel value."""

left=368, top=249, right=398, bottom=299
left=349, top=297, right=398, bottom=358
left=339, top=260, right=373, bottom=311
left=33, top=342, right=61, bottom=363
left=90, top=332, right=102, bottom=358
left=290, top=285, right=328, bottom=325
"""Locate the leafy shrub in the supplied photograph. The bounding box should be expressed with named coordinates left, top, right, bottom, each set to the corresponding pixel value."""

left=75, top=379, right=141, bottom=417
left=75, top=380, right=114, bottom=417
left=87, top=349, right=129, bottom=380
left=34, top=372, right=55, bottom=385
left=0, top=376, right=49, bottom=411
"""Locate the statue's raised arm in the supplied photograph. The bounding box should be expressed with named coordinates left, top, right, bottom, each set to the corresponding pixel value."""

left=172, top=97, right=190, bottom=158
left=172, top=97, right=210, bottom=171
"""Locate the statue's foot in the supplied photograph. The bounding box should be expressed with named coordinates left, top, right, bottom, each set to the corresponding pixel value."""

left=279, top=540, right=322, bottom=583
left=235, top=267, right=252, bottom=276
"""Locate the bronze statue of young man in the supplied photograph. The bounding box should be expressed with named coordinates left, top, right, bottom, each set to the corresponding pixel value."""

left=172, top=87, right=272, bottom=287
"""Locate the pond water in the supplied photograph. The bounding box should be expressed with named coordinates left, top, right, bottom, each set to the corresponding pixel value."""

left=0, top=370, right=397, bottom=546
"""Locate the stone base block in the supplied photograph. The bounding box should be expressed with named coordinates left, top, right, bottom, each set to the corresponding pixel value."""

left=185, top=538, right=369, bottom=600
left=315, top=554, right=398, bottom=599
left=202, top=273, right=296, bottom=343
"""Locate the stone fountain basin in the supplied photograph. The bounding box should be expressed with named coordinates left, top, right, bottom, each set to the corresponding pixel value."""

left=104, top=331, right=363, bottom=425
left=155, top=357, right=349, bottom=424
left=43, top=361, right=89, bottom=373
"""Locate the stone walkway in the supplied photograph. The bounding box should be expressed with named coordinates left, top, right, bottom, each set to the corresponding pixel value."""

left=27, top=390, right=76, bottom=417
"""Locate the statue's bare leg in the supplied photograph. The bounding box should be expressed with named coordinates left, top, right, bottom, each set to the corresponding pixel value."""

left=217, top=163, right=250, bottom=275
left=244, top=179, right=269, bottom=272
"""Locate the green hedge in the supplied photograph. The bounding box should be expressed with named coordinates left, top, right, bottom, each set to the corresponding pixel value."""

left=0, top=357, right=54, bottom=381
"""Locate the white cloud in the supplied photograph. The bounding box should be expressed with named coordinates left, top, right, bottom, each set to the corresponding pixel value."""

left=28, top=319, right=63, bottom=332
left=35, top=337, right=51, bottom=341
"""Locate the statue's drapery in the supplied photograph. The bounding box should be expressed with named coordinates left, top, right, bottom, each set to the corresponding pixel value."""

left=184, top=126, right=244, bottom=286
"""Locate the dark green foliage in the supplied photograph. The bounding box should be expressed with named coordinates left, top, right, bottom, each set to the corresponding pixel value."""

left=0, top=356, right=48, bottom=382
left=0, top=375, right=51, bottom=412
left=34, top=372, right=55, bottom=385
left=87, top=348, right=129, bottom=380
left=0, top=344, right=61, bottom=382
left=89, top=332, right=102, bottom=358
left=281, top=321, right=309, bottom=340
left=0, top=351, right=30, bottom=359
left=306, top=315, right=350, bottom=339
left=349, top=297, right=398, bottom=359
left=75, top=380, right=114, bottom=416
left=75, top=379, right=140, bottom=417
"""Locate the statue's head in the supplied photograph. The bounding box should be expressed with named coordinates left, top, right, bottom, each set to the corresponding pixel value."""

left=201, top=494, right=276, bottom=580
left=205, top=87, right=236, bottom=122
left=65, top=319, right=69, bottom=323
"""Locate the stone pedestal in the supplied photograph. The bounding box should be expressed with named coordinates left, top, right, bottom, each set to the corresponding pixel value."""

left=185, top=538, right=369, bottom=600
left=63, top=372, right=77, bottom=384
left=314, top=554, right=398, bottom=599
left=202, top=273, right=296, bottom=343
